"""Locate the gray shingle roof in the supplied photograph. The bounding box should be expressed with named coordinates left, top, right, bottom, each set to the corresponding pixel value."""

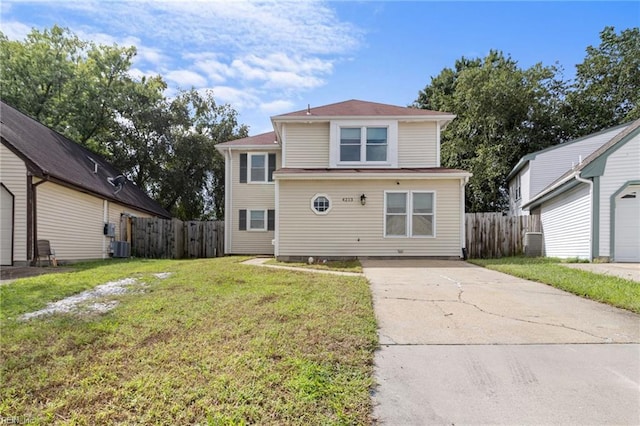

left=0, top=100, right=170, bottom=218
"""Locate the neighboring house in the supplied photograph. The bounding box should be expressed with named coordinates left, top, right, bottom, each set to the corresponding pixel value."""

left=507, top=122, right=632, bottom=216
left=0, top=101, right=170, bottom=266
left=216, top=100, right=472, bottom=260
left=521, top=119, right=640, bottom=262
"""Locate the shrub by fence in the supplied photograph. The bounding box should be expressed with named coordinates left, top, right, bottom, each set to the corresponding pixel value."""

left=465, top=213, right=541, bottom=259
left=131, top=218, right=223, bottom=259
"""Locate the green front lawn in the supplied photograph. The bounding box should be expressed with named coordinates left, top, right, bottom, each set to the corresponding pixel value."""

left=0, top=257, right=377, bottom=424
left=469, top=257, right=640, bottom=313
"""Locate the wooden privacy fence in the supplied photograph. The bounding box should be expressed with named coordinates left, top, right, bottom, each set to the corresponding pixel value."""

left=465, top=213, right=541, bottom=259
left=131, top=218, right=224, bottom=259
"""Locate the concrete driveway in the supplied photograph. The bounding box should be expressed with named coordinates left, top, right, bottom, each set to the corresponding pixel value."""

left=363, top=259, right=640, bottom=425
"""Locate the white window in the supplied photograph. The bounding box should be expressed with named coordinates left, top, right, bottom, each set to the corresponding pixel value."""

left=330, top=120, right=398, bottom=167
left=411, top=192, right=434, bottom=236
left=248, top=210, right=266, bottom=231
left=384, top=191, right=435, bottom=237
left=385, top=192, right=407, bottom=236
left=310, top=194, right=332, bottom=215
left=249, top=154, right=267, bottom=182
left=513, top=175, right=521, bottom=201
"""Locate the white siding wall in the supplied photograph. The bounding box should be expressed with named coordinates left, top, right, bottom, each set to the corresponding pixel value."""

left=530, top=126, right=626, bottom=196
left=277, top=178, right=463, bottom=257
left=397, top=122, right=438, bottom=167
left=229, top=150, right=278, bottom=254
left=283, top=122, right=330, bottom=168
left=508, top=164, right=531, bottom=216
left=0, top=144, right=27, bottom=263
left=597, top=133, right=640, bottom=258
left=37, top=182, right=107, bottom=260
left=541, top=184, right=590, bottom=259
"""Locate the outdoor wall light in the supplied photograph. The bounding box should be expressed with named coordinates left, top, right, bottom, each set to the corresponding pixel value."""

left=360, top=194, right=367, bottom=205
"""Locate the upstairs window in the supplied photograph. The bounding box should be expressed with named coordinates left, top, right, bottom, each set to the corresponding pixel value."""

left=339, top=127, right=388, bottom=163
left=330, top=121, right=397, bottom=167
left=239, top=153, right=276, bottom=183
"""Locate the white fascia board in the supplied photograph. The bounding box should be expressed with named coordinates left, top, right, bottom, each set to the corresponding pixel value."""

left=274, top=171, right=472, bottom=181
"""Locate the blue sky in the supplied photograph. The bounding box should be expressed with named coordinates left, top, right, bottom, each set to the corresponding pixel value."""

left=1, top=1, right=638, bottom=135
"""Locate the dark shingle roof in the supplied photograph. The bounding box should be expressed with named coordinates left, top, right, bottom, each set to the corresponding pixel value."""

left=274, top=99, right=452, bottom=118
left=0, top=101, right=170, bottom=218
left=216, top=131, right=278, bottom=148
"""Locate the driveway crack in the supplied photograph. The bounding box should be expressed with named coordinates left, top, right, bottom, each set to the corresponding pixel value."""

left=437, top=275, right=612, bottom=342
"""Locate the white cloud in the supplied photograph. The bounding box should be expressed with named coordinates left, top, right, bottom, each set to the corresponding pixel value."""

left=2, top=0, right=363, bottom=133
left=1, top=20, right=32, bottom=40
left=210, top=86, right=260, bottom=109
left=165, top=70, right=208, bottom=88
left=260, top=99, right=295, bottom=114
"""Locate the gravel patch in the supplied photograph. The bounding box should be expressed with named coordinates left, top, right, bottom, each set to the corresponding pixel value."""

left=20, top=273, right=173, bottom=320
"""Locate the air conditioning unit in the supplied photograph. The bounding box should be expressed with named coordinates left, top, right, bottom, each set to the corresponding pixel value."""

left=524, top=232, right=543, bottom=257
left=111, top=241, right=130, bottom=258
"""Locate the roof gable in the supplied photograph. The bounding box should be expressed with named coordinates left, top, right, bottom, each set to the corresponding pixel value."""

left=273, top=99, right=452, bottom=119
left=523, top=118, right=640, bottom=210
left=0, top=101, right=170, bottom=218
left=506, top=122, right=631, bottom=182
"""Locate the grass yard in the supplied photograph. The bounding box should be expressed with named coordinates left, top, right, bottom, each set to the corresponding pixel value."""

left=265, top=259, right=363, bottom=273
left=0, top=257, right=377, bottom=424
left=469, top=257, right=640, bottom=313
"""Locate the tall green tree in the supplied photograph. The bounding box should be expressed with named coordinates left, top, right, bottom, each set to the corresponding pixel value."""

left=0, top=25, right=136, bottom=153
left=414, top=51, right=568, bottom=212
left=567, top=26, right=640, bottom=136
left=1, top=26, right=247, bottom=220
left=156, top=89, right=248, bottom=220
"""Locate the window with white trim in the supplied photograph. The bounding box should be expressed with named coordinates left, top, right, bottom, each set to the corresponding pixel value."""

left=330, top=120, right=398, bottom=167
left=239, top=153, right=276, bottom=184
left=311, top=194, right=331, bottom=215
left=248, top=209, right=266, bottom=231
left=339, top=126, right=388, bottom=162
left=250, top=154, right=267, bottom=182
left=384, top=191, right=435, bottom=237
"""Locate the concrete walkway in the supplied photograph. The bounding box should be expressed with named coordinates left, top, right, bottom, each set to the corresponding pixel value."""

left=363, top=259, right=640, bottom=425
left=560, top=262, right=640, bottom=282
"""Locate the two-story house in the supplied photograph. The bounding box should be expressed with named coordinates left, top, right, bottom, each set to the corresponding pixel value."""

left=215, top=100, right=472, bottom=260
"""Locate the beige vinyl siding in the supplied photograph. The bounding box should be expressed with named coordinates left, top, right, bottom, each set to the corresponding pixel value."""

left=598, top=133, right=640, bottom=258
left=229, top=150, right=278, bottom=254
left=277, top=178, right=462, bottom=257
left=397, top=122, right=438, bottom=167
left=37, top=182, right=108, bottom=260
left=0, top=144, right=28, bottom=262
left=283, top=122, right=330, bottom=168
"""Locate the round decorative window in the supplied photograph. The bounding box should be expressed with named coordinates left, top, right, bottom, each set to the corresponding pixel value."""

left=311, top=194, right=331, bottom=215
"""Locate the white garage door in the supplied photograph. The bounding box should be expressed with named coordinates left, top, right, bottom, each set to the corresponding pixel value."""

left=614, top=186, right=640, bottom=262
left=1, top=185, right=14, bottom=265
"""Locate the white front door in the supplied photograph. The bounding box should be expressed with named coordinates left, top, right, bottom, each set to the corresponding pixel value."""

left=614, top=185, right=640, bottom=262
left=0, top=185, right=14, bottom=265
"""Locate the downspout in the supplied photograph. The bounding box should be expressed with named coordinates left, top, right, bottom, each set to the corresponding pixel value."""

left=574, top=172, right=593, bottom=261
left=460, top=176, right=469, bottom=259
left=225, top=147, right=232, bottom=254
left=30, top=175, right=49, bottom=266
left=103, top=200, right=109, bottom=259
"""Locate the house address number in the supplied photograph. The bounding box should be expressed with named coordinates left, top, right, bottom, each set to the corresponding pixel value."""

left=342, top=197, right=354, bottom=202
